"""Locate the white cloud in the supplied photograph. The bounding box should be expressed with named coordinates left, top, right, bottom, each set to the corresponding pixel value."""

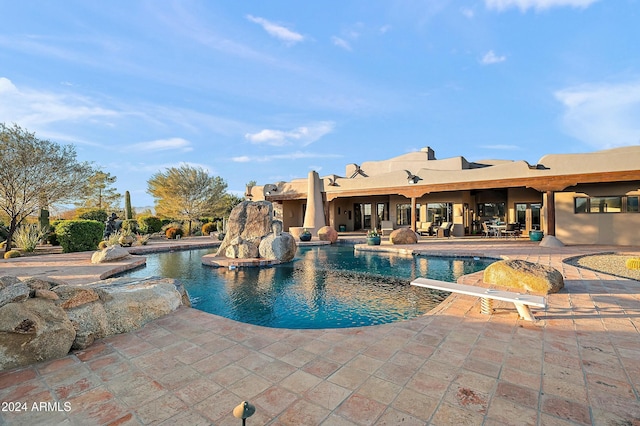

left=232, top=151, right=341, bottom=163
left=331, top=36, right=352, bottom=51
left=0, top=77, right=118, bottom=129
left=128, top=137, right=193, bottom=153
left=481, top=50, right=507, bottom=64
left=246, top=15, right=304, bottom=45
left=244, top=122, right=335, bottom=146
left=555, top=81, right=640, bottom=149
left=379, top=25, right=392, bottom=34
left=485, top=0, right=599, bottom=12
left=461, top=7, right=475, bottom=18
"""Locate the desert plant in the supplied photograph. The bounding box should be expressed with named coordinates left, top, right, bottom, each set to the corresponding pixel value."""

left=106, top=231, right=121, bottom=247
left=162, top=221, right=183, bottom=232
left=121, top=219, right=139, bottom=233
left=135, top=233, right=151, bottom=245
left=39, top=208, right=50, bottom=230
left=165, top=227, right=184, bottom=239
left=98, top=240, right=108, bottom=249
left=76, top=208, right=108, bottom=223
left=55, top=220, right=104, bottom=253
left=46, top=220, right=63, bottom=245
left=118, top=227, right=135, bottom=247
left=13, top=224, right=48, bottom=252
left=137, top=215, right=163, bottom=234
left=626, top=258, right=640, bottom=270
left=0, top=240, right=16, bottom=249
left=124, top=190, right=133, bottom=220
left=202, top=222, right=217, bottom=235
left=4, top=250, right=21, bottom=259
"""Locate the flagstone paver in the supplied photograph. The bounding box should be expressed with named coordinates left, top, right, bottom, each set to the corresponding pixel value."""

left=1, top=238, right=639, bottom=425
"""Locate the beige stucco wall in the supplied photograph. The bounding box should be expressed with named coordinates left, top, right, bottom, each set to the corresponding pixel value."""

left=279, top=200, right=305, bottom=231
left=555, top=189, right=640, bottom=245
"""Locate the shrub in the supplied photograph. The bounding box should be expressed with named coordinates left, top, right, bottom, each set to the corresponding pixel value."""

left=137, top=216, right=163, bottom=234
left=626, top=258, right=640, bottom=270
left=13, top=224, right=48, bottom=252
left=46, top=220, right=63, bottom=245
left=76, top=208, right=108, bottom=223
left=202, top=222, right=217, bottom=235
left=0, top=222, right=8, bottom=241
left=135, top=233, right=151, bottom=245
left=0, top=240, right=16, bottom=249
left=165, top=227, right=184, bottom=239
left=106, top=231, right=121, bottom=247
left=4, top=250, right=21, bottom=259
left=55, top=220, right=104, bottom=253
left=121, top=219, right=139, bottom=233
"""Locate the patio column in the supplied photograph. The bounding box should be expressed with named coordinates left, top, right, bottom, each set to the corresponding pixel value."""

left=544, top=191, right=556, bottom=236
left=411, top=197, right=417, bottom=231
left=303, top=171, right=326, bottom=234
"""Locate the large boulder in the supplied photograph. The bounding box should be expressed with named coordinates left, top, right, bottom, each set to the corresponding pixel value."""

left=65, top=302, right=110, bottom=350
left=22, top=277, right=62, bottom=294
left=0, top=276, right=22, bottom=288
left=389, top=228, right=418, bottom=245
left=0, top=276, right=190, bottom=370
left=216, top=201, right=274, bottom=257
left=0, top=298, right=76, bottom=371
left=89, top=277, right=186, bottom=335
left=483, top=260, right=564, bottom=294
left=0, top=280, right=30, bottom=308
left=259, top=232, right=297, bottom=262
left=317, top=226, right=338, bottom=243
left=53, top=286, right=100, bottom=309
left=91, top=245, right=131, bottom=264
left=225, top=237, right=259, bottom=259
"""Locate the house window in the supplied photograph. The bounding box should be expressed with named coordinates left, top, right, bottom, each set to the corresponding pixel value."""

left=574, top=196, right=639, bottom=213
left=426, top=203, right=452, bottom=226
left=477, top=202, right=505, bottom=221
left=395, top=203, right=420, bottom=226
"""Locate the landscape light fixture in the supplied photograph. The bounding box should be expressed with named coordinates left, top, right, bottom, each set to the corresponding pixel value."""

left=233, top=401, right=255, bottom=426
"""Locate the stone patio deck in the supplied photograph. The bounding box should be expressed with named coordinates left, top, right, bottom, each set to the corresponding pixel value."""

left=1, top=238, right=639, bottom=425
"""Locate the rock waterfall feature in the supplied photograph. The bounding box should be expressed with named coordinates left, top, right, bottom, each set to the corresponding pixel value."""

left=210, top=200, right=297, bottom=264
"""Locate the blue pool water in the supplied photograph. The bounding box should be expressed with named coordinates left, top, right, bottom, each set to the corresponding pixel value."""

left=120, top=245, right=495, bottom=329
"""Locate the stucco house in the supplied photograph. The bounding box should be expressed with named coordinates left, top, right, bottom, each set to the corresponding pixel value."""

left=248, top=146, right=640, bottom=246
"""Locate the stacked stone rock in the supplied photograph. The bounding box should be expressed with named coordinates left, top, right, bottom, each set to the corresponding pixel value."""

left=216, top=201, right=297, bottom=263
left=0, top=275, right=190, bottom=371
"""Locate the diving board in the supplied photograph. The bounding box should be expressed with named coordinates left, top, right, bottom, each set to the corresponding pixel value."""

left=411, top=278, right=547, bottom=321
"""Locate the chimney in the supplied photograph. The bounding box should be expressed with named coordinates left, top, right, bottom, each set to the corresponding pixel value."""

left=421, top=147, right=436, bottom=160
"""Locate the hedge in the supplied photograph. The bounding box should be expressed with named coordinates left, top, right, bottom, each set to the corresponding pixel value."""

left=137, top=215, right=163, bottom=234
left=55, top=220, right=104, bottom=253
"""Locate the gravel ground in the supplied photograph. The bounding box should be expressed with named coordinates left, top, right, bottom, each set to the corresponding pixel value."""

left=565, top=253, right=640, bottom=281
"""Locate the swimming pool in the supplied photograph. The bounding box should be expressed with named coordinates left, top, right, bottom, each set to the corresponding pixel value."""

left=120, top=245, right=495, bottom=329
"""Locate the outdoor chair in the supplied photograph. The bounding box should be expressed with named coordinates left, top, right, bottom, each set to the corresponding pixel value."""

left=416, top=221, right=432, bottom=236
left=481, top=222, right=496, bottom=238
left=437, top=222, right=453, bottom=238
left=503, top=223, right=520, bottom=239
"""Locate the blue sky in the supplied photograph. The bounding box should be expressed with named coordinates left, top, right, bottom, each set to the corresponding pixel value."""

left=1, top=0, right=639, bottom=209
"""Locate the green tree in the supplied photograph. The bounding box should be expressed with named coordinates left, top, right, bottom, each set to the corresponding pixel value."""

left=147, top=165, right=228, bottom=235
left=219, top=193, right=244, bottom=217
left=77, top=170, right=121, bottom=210
left=0, top=123, right=94, bottom=253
